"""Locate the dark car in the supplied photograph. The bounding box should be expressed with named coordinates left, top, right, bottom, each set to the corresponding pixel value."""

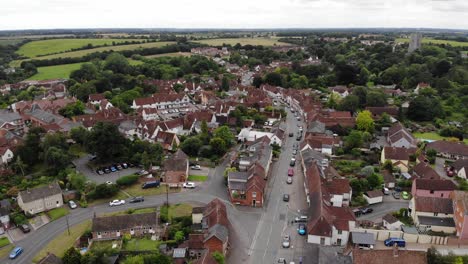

left=283, top=194, right=290, bottom=202
left=19, top=224, right=30, bottom=233
left=289, top=133, right=294, bottom=137
left=96, top=168, right=104, bottom=175
left=104, top=167, right=111, bottom=174
left=129, top=196, right=144, bottom=203
left=360, top=208, right=373, bottom=214
left=142, top=181, right=160, bottom=189
left=296, top=135, right=301, bottom=141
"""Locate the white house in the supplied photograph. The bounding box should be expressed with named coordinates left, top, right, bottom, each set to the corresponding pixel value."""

left=17, top=182, right=63, bottom=215
left=237, top=128, right=282, bottom=146
left=410, top=196, right=455, bottom=234
left=0, top=147, right=13, bottom=165
left=363, top=190, right=383, bottom=205
left=382, top=214, right=403, bottom=231
left=131, top=94, right=190, bottom=110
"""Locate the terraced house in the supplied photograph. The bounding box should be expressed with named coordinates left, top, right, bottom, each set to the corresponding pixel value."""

left=17, top=182, right=63, bottom=215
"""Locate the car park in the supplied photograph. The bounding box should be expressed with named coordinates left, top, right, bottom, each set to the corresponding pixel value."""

left=183, top=182, right=196, bottom=189
left=282, top=235, right=291, bottom=248
left=360, top=208, right=373, bottom=214
left=68, top=200, right=77, bottom=209
left=191, top=165, right=201, bottom=170
left=392, top=192, right=401, bottom=199
left=297, top=224, right=306, bottom=235
left=283, top=194, right=290, bottom=202
left=286, top=177, right=293, bottom=184
left=294, top=215, right=308, bottom=223
left=109, top=200, right=125, bottom=206
left=129, top=196, right=144, bottom=203
left=9, top=247, right=23, bottom=259
left=19, top=224, right=30, bottom=233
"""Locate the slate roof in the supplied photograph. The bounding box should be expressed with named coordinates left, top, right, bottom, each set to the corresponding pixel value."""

left=382, top=214, right=400, bottom=224
left=418, top=216, right=455, bottom=227
left=0, top=110, right=22, bottom=123
left=92, top=212, right=157, bottom=232
left=452, top=159, right=468, bottom=171
left=18, top=182, right=62, bottom=203
left=414, top=179, right=456, bottom=191
left=37, top=253, right=63, bottom=264
left=204, top=223, right=229, bottom=244
left=351, top=232, right=375, bottom=245
left=365, top=190, right=383, bottom=198
left=414, top=197, right=453, bottom=214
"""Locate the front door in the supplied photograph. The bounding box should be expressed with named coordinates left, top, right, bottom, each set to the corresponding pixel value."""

left=252, top=200, right=256, bottom=207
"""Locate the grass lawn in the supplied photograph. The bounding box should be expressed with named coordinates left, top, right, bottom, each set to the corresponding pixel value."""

left=0, top=237, right=10, bottom=248
left=164, top=203, right=193, bottom=218
left=87, top=191, right=129, bottom=206
left=413, top=132, right=468, bottom=144
left=47, top=207, right=70, bottom=221
left=27, top=62, right=83, bottom=80
left=123, top=183, right=180, bottom=197
left=188, top=175, right=208, bottom=182
left=103, top=207, right=156, bottom=217
left=91, top=240, right=121, bottom=251
left=144, top=52, right=192, bottom=58
left=123, top=238, right=160, bottom=251
left=33, top=220, right=91, bottom=262
left=0, top=244, right=14, bottom=259
left=193, top=37, right=292, bottom=46
left=17, top=38, right=143, bottom=58
left=396, top=38, right=468, bottom=47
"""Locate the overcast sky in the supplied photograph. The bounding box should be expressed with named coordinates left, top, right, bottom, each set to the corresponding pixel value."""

left=1, top=0, right=467, bottom=30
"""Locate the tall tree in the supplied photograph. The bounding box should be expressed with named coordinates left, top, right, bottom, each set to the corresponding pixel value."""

left=87, top=122, right=127, bottom=162
left=356, top=110, right=375, bottom=133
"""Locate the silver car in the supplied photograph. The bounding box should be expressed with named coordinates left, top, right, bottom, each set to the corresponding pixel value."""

left=282, top=235, right=291, bottom=248
left=287, top=177, right=293, bottom=184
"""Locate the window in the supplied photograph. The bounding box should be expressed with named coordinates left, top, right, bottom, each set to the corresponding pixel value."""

left=430, top=190, right=434, bottom=194
left=441, top=193, right=444, bottom=197
left=320, top=238, right=325, bottom=245
left=434, top=213, right=438, bottom=216
left=252, top=192, right=257, bottom=198
left=98, top=232, right=101, bottom=235
left=56, top=201, right=59, bottom=204
left=337, top=230, right=342, bottom=235
left=337, top=238, right=342, bottom=245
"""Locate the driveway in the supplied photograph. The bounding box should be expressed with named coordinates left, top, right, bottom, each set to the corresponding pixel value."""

left=73, top=156, right=141, bottom=184
left=435, top=157, right=457, bottom=183
left=357, top=198, right=409, bottom=222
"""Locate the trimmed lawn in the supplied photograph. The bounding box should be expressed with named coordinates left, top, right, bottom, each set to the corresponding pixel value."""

left=0, top=244, right=14, bottom=259
left=47, top=207, right=69, bottom=221
left=396, top=38, right=468, bottom=47
left=188, top=175, right=208, bottom=182
left=413, top=132, right=468, bottom=144
left=87, top=191, right=129, bottom=207
left=33, top=220, right=91, bottom=262
left=0, top=237, right=10, bottom=248
left=103, top=207, right=156, bottom=217
left=123, top=183, right=180, bottom=197
left=123, top=238, right=160, bottom=251
left=193, top=38, right=292, bottom=46
left=91, top=240, right=121, bottom=251
left=167, top=203, right=193, bottom=218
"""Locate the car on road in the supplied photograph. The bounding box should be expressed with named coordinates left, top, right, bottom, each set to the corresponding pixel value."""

left=384, top=237, right=406, bottom=247
left=9, top=247, right=23, bottom=259
left=96, top=168, right=104, bottom=175
left=296, top=117, right=301, bottom=121
left=296, top=135, right=301, bottom=141
left=109, top=200, right=125, bottom=206
left=298, top=126, right=303, bottom=131
left=68, top=200, right=78, bottom=209
left=183, top=182, right=196, bottom=189
left=191, top=165, right=201, bottom=170
left=282, top=235, right=291, bottom=248
left=289, top=132, right=294, bottom=137
left=129, top=196, right=144, bottom=203
left=294, top=215, right=308, bottom=223
left=402, top=191, right=410, bottom=200
left=292, top=149, right=297, bottom=155
left=290, top=158, right=296, bottom=167
left=392, top=192, right=401, bottom=199
left=360, top=208, right=373, bottom=214
left=286, top=176, right=293, bottom=184
left=288, top=168, right=294, bottom=176
left=283, top=194, right=290, bottom=202
left=293, top=143, right=298, bottom=150
left=19, top=224, right=30, bottom=233
left=278, top=258, right=287, bottom=264
left=383, top=187, right=390, bottom=195
left=297, top=224, right=306, bottom=235
left=121, top=163, right=129, bottom=169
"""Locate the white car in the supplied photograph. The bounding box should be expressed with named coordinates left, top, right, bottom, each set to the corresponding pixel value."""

left=109, top=200, right=125, bottom=206
left=287, top=177, right=293, bottom=184
left=191, top=165, right=201, bottom=170
left=183, top=182, right=196, bottom=189
left=282, top=235, right=291, bottom=248
left=68, top=200, right=77, bottom=209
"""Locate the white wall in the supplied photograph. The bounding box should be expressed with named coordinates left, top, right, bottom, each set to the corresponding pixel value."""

left=364, top=195, right=383, bottom=205
left=308, top=235, right=331, bottom=245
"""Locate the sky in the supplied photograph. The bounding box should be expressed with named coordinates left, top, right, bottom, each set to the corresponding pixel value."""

left=1, top=0, right=467, bottom=30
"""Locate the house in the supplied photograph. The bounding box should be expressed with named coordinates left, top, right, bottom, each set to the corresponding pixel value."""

left=382, top=214, right=403, bottom=231
left=37, top=253, right=63, bottom=264
left=131, top=93, right=190, bottom=110
left=154, top=131, right=180, bottom=151
left=451, top=190, right=468, bottom=239
left=426, top=140, right=468, bottom=160
left=301, top=135, right=340, bottom=155
left=0, top=147, right=14, bottom=165
left=365, top=106, right=399, bottom=119
left=88, top=93, right=106, bottom=105
left=0, top=199, right=11, bottom=229
left=192, top=207, right=204, bottom=225
left=92, top=212, right=159, bottom=240
left=412, top=162, right=441, bottom=180
left=163, top=149, right=189, bottom=188
left=352, top=248, right=427, bottom=264
left=411, top=196, right=455, bottom=233
left=350, top=232, right=375, bottom=249
left=17, top=182, right=63, bottom=215
left=363, top=190, right=383, bottom=205
left=452, top=159, right=468, bottom=179
left=0, top=110, right=25, bottom=135
left=386, top=123, right=417, bottom=148
left=237, top=128, right=283, bottom=146
left=322, top=179, right=352, bottom=207
left=382, top=170, right=396, bottom=189
left=380, top=146, right=416, bottom=172
left=329, top=86, right=350, bottom=98
left=228, top=164, right=266, bottom=207
left=238, top=136, right=272, bottom=174
left=411, top=179, right=456, bottom=199
left=414, top=82, right=431, bottom=95
left=201, top=199, right=230, bottom=255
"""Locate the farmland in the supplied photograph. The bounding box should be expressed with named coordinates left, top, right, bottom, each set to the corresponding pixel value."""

left=396, top=38, right=468, bottom=47
left=193, top=37, right=291, bottom=46
left=144, top=52, right=192, bottom=58
left=17, top=38, right=143, bottom=58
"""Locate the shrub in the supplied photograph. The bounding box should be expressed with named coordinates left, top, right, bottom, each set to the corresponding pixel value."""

left=11, top=212, right=27, bottom=225
left=116, top=174, right=139, bottom=186
left=88, top=183, right=119, bottom=200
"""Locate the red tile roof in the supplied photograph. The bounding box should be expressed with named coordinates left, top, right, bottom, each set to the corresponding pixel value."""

left=427, top=141, right=468, bottom=157
left=353, top=249, right=427, bottom=264
left=383, top=146, right=416, bottom=161
left=414, top=197, right=453, bottom=214
left=414, top=179, right=456, bottom=191
left=413, top=162, right=441, bottom=180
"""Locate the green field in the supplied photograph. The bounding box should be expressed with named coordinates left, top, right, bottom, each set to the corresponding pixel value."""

left=144, top=52, right=192, bottom=58
left=194, top=37, right=291, bottom=46
left=413, top=132, right=468, bottom=144
left=17, top=38, right=143, bottom=58
left=11, top=41, right=175, bottom=67
left=0, top=39, right=24, bottom=46
left=396, top=38, right=468, bottom=47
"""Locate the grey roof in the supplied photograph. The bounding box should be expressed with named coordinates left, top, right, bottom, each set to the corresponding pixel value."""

left=119, top=120, right=136, bottom=131
left=307, top=121, right=326, bottom=134
left=228, top=171, right=248, bottom=181
left=205, top=223, right=229, bottom=244
left=228, top=181, right=247, bottom=191
left=382, top=214, right=400, bottom=224
left=351, top=232, right=375, bottom=245
left=318, top=246, right=352, bottom=264
left=0, top=207, right=9, bottom=217
left=18, top=182, right=62, bottom=203
left=27, top=108, right=64, bottom=124
left=452, top=159, right=468, bottom=171
left=418, top=216, right=455, bottom=227
left=0, top=199, right=11, bottom=210
left=301, top=148, right=326, bottom=168
left=172, top=248, right=187, bottom=258
left=92, top=212, right=157, bottom=232
left=0, top=110, right=22, bottom=123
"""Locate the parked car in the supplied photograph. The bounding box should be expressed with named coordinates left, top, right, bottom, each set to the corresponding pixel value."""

left=295, top=216, right=308, bottom=223
left=9, top=247, right=23, bottom=259
left=392, top=192, right=401, bottom=199
left=384, top=237, right=406, bottom=247
left=402, top=191, right=410, bottom=200
left=141, top=181, right=160, bottom=189
left=292, top=149, right=297, bottom=155
left=191, top=165, right=201, bottom=170
left=290, top=158, right=296, bottom=167
left=288, top=168, right=294, bottom=177
left=96, top=168, right=104, bottom=175
left=296, top=135, right=301, bottom=141
left=297, top=224, right=306, bottom=235
left=289, top=133, right=294, bottom=137
left=104, top=168, right=111, bottom=174
left=278, top=258, right=287, bottom=264
left=19, top=224, right=30, bottom=233
left=394, top=186, right=402, bottom=192
left=293, top=144, right=298, bottom=150
left=129, top=196, right=144, bottom=203
left=383, top=187, right=390, bottom=195
left=183, top=182, right=196, bottom=189
left=121, top=163, right=129, bottom=169
left=116, top=164, right=123, bottom=170
left=68, top=200, right=77, bottom=209
left=286, top=177, right=293, bottom=184
left=360, top=208, right=373, bottom=214
left=110, top=166, right=117, bottom=172
left=137, top=170, right=149, bottom=175
left=106, top=181, right=113, bottom=185
left=283, top=194, right=290, bottom=202
left=282, top=235, right=291, bottom=248
left=109, top=200, right=125, bottom=206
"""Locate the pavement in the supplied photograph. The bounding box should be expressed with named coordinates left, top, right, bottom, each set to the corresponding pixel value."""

left=73, top=156, right=141, bottom=184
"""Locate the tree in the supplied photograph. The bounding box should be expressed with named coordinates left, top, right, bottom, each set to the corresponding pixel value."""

left=174, top=230, right=185, bottom=243
left=264, top=72, right=283, bottom=86
left=344, top=130, right=363, bottom=150
left=15, top=127, right=45, bottom=166
left=70, top=63, right=98, bottom=82
left=367, top=173, right=382, bottom=189
left=181, top=137, right=202, bottom=156
left=408, top=96, right=444, bottom=121
left=356, top=110, right=375, bottom=133
left=366, top=91, right=386, bottom=107
left=63, top=247, right=82, bottom=264
left=253, top=76, right=263, bottom=88
left=59, top=101, right=85, bottom=118
left=87, top=122, right=127, bottom=162
left=44, top=146, right=71, bottom=174
left=433, top=59, right=451, bottom=77
left=104, top=52, right=130, bottom=74
left=213, top=126, right=234, bottom=147
left=221, top=76, right=230, bottom=91
left=70, top=126, right=89, bottom=145
left=68, top=172, right=87, bottom=191
left=338, top=95, right=360, bottom=113
left=210, top=137, right=227, bottom=156
left=199, top=120, right=210, bottom=144
left=212, top=251, right=225, bottom=264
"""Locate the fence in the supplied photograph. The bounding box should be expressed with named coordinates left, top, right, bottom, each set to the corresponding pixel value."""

left=351, top=227, right=450, bottom=245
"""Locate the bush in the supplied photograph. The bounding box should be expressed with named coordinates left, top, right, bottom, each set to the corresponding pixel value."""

left=88, top=183, right=119, bottom=200
left=116, top=174, right=139, bottom=186
left=11, top=212, right=27, bottom=225
left=351, top=195, right=368, bottom=207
